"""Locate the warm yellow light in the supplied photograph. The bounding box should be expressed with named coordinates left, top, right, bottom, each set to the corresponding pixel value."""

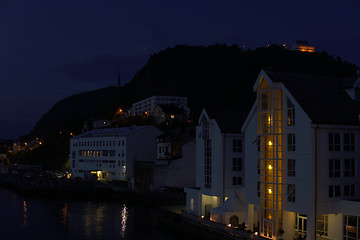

left=268, top=165, right=272, bottom=170
left=103, top=122, right=106, bottom=124
left=255, top=232, right=258, bottom=236
left=228, top=224, right=232, bottom=227
left=25, top=143, right=27, bottom=146
left=268, top=188, right=272, bottom=194
left=170, top=115, right=175, bottom=119
left=268, top=116, right=271, bottom=122
left=39, top=142, right=42, bottom=145
left=201, top=216, right=204, bottom=219
left=268, top=140, right=273, bottom=146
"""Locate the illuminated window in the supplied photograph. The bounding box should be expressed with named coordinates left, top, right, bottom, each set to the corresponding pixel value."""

left=329, top=159, right=341, bottom=177
left=288, top=159, right=295, bottom=177
left=287, top=98, right=295, bottom=126
left=329, top=133, right=341, bottom=151
left=343, top=215, right=360, bottom=240
left=232, top=158, right=242, bottom=171
left=344, top=159, right=355, bottom=177
left=295, top=214, right=307, bottom=236
left=287, top=134, right=295, bottom=151
left=190, top=198, right=194, bottom=211
left=170, top=115, right=175, bottom=119
left=287, top=184, right=295, bottom=202
left=329, top=185, right=341, bottom=198
left=232, top=139, right=242, bottom=152
left=344, top=184, right=355, bottom=197
left=317, top=215, right=328, bottom=237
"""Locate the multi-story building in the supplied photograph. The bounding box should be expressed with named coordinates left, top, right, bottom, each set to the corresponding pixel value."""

left=70, top=125, right=163, bottom=184
left=185, top=109, right=247, bottom=223
left=242, top=70, right=360, bottom=240
left=130, top=95, right=189, bottom=116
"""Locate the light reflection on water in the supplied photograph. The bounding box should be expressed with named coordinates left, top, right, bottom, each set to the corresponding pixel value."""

left=0, top=187, right=182, bottom=240
left=121, top=204, right=128, bottom=237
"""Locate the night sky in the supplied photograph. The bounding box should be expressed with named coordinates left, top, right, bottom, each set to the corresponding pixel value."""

left=1, top=0, right=359, bottom=140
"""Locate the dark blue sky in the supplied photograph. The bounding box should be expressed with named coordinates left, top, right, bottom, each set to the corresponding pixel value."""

left=1, top=0, right=359, bottom=139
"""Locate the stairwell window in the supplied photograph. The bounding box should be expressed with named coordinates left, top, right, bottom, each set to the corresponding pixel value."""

left=287, top=98, right=295, bottom=126
left=329, top=132, right=341, bottom=151
left=287, top=134, right=296, bottom=151
left=288, top=159, right=296, bottom=177
left=287, top=184, right=296, bottom=202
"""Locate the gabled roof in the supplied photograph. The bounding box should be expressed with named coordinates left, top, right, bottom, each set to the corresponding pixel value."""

left=72, top=126, right=148, bottom=139
left=205, top=109, right=248, bottom=134
left=266, top=71, right=360, bottom=125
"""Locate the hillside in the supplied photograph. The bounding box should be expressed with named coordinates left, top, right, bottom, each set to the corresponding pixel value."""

left=30, top=44, right=358, bottom=138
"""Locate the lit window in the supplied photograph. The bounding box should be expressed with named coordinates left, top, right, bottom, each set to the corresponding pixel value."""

left=344, top=133, right=355, bottom=151
left=329, top=133, right=341, bottom=151
left=329, top=159, right=341, bottom=177
left=287, top=98, right=295, bottom=126
left=190, top=198, right=194, bottom=211
left=316, top=215, right=328, bottom=237
left=344, top=215, right=360, bottom=240
left=287, top=184, right=295, bottom=202
left=344, top=159, right=355, bottom=177
left=287, top=134, right=295, bottom=151
left=170, top=115, right=175, bottom=119
left=295, top=214, right=307, bottom=236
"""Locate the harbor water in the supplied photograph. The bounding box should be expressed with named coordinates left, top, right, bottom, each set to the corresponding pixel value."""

left=0, top=187, right=187, bottom=240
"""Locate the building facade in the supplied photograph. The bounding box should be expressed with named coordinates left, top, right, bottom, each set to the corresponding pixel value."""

left=70, top=126, right=163, bottom=183
left=242, top=70, right=360, bottom=240
left=185, top=109, right=247, bottom=223
left=130, top=96, right=188, bottom=116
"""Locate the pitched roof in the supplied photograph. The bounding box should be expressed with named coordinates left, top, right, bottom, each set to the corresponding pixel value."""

left=206, top=109, right=248, bottom=133
left=72, top=126, right=148, bottom=139
left=266, top=71, right=360, bottom=125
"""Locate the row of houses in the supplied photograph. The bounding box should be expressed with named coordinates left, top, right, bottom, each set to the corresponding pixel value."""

left=70, top=69, right=360, bottom=240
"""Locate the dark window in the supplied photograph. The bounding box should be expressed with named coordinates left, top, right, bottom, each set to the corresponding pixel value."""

left=329, top=133, right=341, bottom=151
left=233, top=158, right=242, bottom=171
left=233, top=139, right=243, bottom=152
left=329, top=159, right=341, bottom=177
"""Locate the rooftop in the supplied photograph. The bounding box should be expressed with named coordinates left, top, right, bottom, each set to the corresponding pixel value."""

left=266, top=71, right=360, bottom=125
left=72, top=126, right=148, bottom=139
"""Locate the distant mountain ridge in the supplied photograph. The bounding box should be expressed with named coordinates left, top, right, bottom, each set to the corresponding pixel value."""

left=29, top=44, right=358, bottom=138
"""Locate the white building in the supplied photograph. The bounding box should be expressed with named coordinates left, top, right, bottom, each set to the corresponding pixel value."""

left=152, top=127, right=196, bottom=190
left=130, top=96, right=188, bottom=116
left=242, top=70, right=360, bottom=240
left=70, top=125, right=163, bottom=182
left=185, top=109, right=247, bottom=225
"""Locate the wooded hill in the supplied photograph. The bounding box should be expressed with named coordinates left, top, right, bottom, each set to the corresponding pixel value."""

left=30, top=44, right=358, bottom=138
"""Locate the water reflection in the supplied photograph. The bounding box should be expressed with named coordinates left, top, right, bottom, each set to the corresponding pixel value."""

left=23, top=201, right=28, bottom=227
left=121, top=204, right=128, bottom=237
left=60, top=203, right=68, bottom=225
